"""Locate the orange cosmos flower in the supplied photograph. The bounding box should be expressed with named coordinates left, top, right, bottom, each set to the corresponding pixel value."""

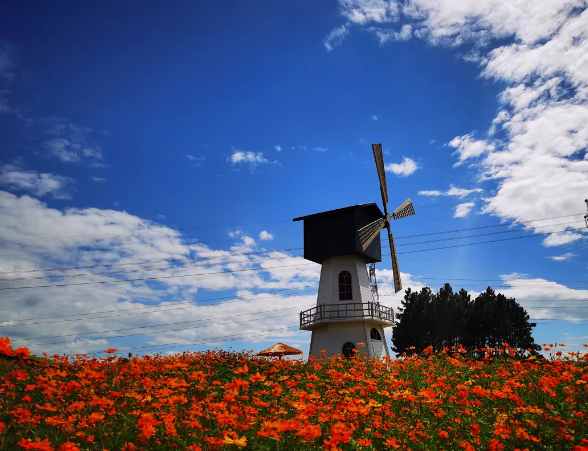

left=17, top=438, right=54, bottom=450
left=384, top=437, right=401, bottom=449
left=249, top=372, right=266, bottom=382
left=14, top=347, right=31, bottom=359
left=233, top=364, right=249, bottom=375
left=119, top=443, right=136, bottom=451
left=58, top=443, right=80, bottom=451
left=439, top=431, right=449, bottom=439
left=222, top=432, right=247, bottom=447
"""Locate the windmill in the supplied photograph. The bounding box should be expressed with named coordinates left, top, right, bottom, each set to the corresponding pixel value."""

left=296, top=143, right=415, bottom=360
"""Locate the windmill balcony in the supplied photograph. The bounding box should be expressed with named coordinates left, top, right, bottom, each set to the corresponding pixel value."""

left=300, top=302, right=394, bottom=330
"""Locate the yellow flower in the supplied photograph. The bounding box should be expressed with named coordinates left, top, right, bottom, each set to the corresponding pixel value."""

left=223, top=434, right=247, bottom=447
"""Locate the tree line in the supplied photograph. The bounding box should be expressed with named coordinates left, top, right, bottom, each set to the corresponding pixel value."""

left=391, top=283, right=541, bottom=357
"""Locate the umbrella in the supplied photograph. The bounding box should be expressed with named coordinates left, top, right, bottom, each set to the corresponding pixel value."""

left=257, top=343, right=303, bottom=360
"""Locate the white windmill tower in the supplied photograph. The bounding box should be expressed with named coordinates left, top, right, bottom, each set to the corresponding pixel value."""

left=295, top=144, right=415, bottom=359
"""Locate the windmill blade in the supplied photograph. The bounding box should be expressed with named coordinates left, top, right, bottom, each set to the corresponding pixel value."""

left=372, top=143, right=389, bottom=208
left=358, top=217, right=385, bottom=251
left=387, top=229, right=403, bottom=293
left=392, top=198, right=415, bottom=220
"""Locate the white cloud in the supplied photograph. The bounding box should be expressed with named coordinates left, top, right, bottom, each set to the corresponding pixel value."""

left=329, top=0, right=588, bottom=248
left=313, top=147, right=328, bottom=153
left=91, top=176, right=105, bottom=183
left=274, top=145, right=281, bottom=152
left=454, top=202, right=475, bottom=218
left=369, top=24, right=412, bottom=44
left=372, top=115, right=378, bottom=121
left=428, top=139, right=436, bottom=144
left=445, top=185, right=484, bottom=198
left=39, top=118, right=106, bottom=167
left=448, top=134, right=495, bottom=166
left=0, top=164, right=74, bottom=199
left=419, top=185, right=483, bottom=198
left=228, top=230, right=242, bottom=238
left=384, top=156, right=419, bottom=176
left=0, top=191, right=320, bottom=356
left=324, top=24, right=350, bottom=51
left=259, top=231, right=274, bottom=240
left=548, top=253, right=576, bottom=261
left=227, top=150, right=271, bottom=169
left=542, top=232, right=584, bottom=247
left=498, top=275, right=588, bottom=322
left=339, top=0, right=400, bottom=25
left=184, top=155, right=205, bottom=167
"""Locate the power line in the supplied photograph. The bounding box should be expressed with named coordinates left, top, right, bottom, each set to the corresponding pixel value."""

left=2, top=212, right=583, bottom=277
left=0, top=262, right=315, bottom=292
left=393, top=220, right=583, bottom=248
left=406, top=277, right=588, bottom=284
left=0, top=251, right=305, bottom=282
left=395, top=226, right=587, bottom=255
left=93, top=326, right=301, bottom=355
left=0, top=246, right=304, bottom=276
left=414, top=187, right=588, bottom=211
left=2, top=227, right=586, bottom=291
left=11, top=304, right=313, bottom=342
left=394, top=213, right=584, bottom=240
left=16, top=308, right=313, bottom=347
left=0, top=289, right=316, bottom=327
left=3, top=205, right=583, bottom=260
left=4, top=191, right=584, bottom=244
left=0, top=219, right=293, bottom=243
left=13, top=304, right=588, bottom=347
left=1, top=217, right=579, bottom=283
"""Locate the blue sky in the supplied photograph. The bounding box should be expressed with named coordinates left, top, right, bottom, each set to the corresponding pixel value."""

left=1, top=1, right=587, bottom=358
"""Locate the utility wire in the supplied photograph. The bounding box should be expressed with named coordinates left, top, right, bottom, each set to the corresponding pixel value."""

left=11, top=304, right=314, bottom=342
left=0, top=247, right=304, bottom=276
left=16, top=309, right=314, bottom=347
left=0, top=289, right=316, bottom=327
left=4, top=189, right=585, bottom=244
left=12, top=304, right=588, bottom=347
left=2, top=213, right=583, bottom=278
left=0, top=262, right=315, bottom=292
left=2, top=206, right=583, bottom=260
left=1, top=218, right=580, bottom=283
left=0, top=251, right=305, bottom=282
left=2, top=226, right=587, bottom=291
left=94, top=326, right=300, bottom=354
left=393, top=220, right=583, bottom=248
left=395, top=226, right=587, bottom=255
left=0, top=287, right=306, bottom=324
left=393, top=213, right=584, bottom=240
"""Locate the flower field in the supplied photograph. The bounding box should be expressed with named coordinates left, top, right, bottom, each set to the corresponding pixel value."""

left=1, top=337, right=587, bottom=451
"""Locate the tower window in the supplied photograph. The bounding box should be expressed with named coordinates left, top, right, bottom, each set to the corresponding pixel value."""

left=342, top=342, right=356, bottom=359
left=370, top=328, right=382, bottom=341
left=338, top=271, right=352, bottom=301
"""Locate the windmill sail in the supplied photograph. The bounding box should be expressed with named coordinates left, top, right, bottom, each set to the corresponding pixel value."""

left=372, top=143, right=389, bottom=206
left=392, top=198, right=415, bottom=220
left=388, top=231, right=402, bottom=293
left=358, top=217, right=385, bottom=251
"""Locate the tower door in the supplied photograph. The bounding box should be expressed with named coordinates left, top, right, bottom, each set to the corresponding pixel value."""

left=370, top=327, right=385, bottom=358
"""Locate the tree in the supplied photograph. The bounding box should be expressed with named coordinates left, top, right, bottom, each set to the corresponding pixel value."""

left=391, top=284, right=541, bottom=357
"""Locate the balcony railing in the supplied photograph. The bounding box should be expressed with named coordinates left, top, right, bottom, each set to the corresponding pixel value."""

left=300, top=302, right=393, bottom=329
